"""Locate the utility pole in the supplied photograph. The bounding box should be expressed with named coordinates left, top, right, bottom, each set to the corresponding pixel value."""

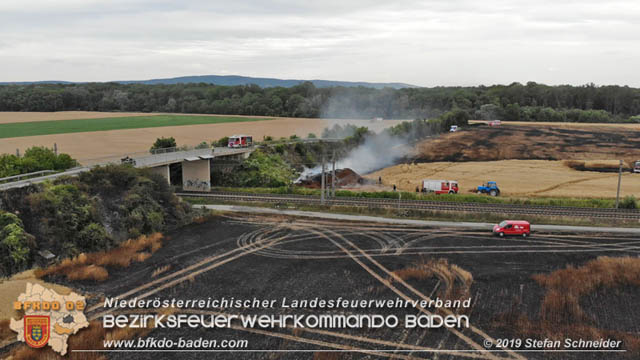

left=331, top=149, right=336, bottom=197
left=53, top=143, right=58, bottom=156
left=321, top=152, right=326, bottom=205
left=615, top=159, right=623, bottom=209
left=16, top=149, right=20, bottom=157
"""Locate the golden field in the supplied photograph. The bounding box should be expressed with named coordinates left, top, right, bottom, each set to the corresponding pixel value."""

left=0, top=112, right=404, bottom=163
left=0, top=111, right=151, bottom=124
left=367, top=160, right=640, bottom=198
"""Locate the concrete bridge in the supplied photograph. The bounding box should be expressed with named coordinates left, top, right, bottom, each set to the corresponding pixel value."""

left=0, top=146, right=253, bottom=192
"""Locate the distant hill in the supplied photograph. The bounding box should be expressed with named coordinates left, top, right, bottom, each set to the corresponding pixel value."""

left=0, top=75, right=416, bottom=89
left=0, top=80, right=74, bottom=85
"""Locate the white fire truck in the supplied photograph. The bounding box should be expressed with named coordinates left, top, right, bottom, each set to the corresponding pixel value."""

left=421, top=180, right=459, bottom=194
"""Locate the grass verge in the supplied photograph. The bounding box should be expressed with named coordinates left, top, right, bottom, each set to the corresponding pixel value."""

left=210, top=186, right=624, bottom=209
left=34, top=233, right=164, bottom=282
left=0, top=115, right=272, bottom=138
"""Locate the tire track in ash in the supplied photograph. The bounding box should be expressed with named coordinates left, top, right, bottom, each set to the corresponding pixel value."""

left=87, top=227, right=287, bottom=315
left=310, top=227, right=519, bottom=360
left=241, top=226, right=639, bottom=260
left=333, top=235, right=528, bottom=360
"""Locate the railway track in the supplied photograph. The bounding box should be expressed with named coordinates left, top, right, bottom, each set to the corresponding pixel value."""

left=177, top=191, right=640, bottom=220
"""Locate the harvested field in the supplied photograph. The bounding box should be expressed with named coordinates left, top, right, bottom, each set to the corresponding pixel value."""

left=0, top=115, right=272, bottom=139
left=367, top=160, right=640, bottom=197
left=0, top=111, right=151, bottom=124
left=415, top=123, right=640, bottom=164
left=0, top=112, right=403, bottom=163
left=36, top=214, right=640, bottom=359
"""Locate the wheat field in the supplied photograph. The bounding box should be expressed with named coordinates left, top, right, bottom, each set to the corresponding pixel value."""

left=368, top=160, right=640, bottom=198
left=0, top=112, right=403, bottom=162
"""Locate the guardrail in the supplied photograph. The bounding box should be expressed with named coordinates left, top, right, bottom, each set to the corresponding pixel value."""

left=0, top=170, right=56, bottom=183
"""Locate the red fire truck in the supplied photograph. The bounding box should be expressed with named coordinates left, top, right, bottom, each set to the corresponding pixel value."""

left=421, top=180, right=459, bottom=194
left=227, top=135, right=253, bottom=148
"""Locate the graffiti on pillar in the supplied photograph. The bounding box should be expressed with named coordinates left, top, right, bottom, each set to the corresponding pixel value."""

left=184, top=179, right=210, bottom=191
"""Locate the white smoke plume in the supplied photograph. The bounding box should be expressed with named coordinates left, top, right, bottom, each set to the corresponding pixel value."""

left=296, top=129, right=412, bottom=183
left=334, top=131, right=410, bottom=174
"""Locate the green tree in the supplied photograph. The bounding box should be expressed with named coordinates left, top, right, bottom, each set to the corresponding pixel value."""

left=212, top=136, right=229, bottom=147
left=150, top=137, right=177, bottom=152
left=0, top=211, right=33, bottom=275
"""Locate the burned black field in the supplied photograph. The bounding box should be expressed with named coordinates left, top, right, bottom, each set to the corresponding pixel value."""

left=67, top=215, right=640, bottom=360
left=414, top=124, right=640, bottom=164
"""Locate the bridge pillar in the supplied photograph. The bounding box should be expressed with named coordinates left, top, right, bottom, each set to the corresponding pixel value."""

left=182, top=159, right=211, bottom=191
left=149, top=164, right=170, bottom=184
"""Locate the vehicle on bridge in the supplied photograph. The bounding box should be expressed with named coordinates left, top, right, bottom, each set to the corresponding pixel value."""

left=493, top=220, right=530, bottom=237
left=421, top=179, right=459, bottom=194
left=228, top=135, right=253, bottom=148
left=120, top=156, right=136, bottom=166
left=477, top=181, right=500, bottom=196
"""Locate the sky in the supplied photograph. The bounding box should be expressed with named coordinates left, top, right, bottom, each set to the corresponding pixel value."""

left=0, top=0, right=638, bottom=86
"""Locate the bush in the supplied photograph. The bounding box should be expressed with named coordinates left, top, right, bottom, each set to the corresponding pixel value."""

left=77, top=223, right=108, bottom=252
left=27, top=183, right=99, bottom=256
left=0, top=211, right=33, bottom=275
left=307, top=133, right=317, bottom=139
left=195, top=141, right=209, bottom=149
left=212, top=136, right=229, bottom=147
left=150, top=137, right=176, bottom=152
left=228, top=150, right=297, bottom=187
left=619, top=195, right=638, bottom=209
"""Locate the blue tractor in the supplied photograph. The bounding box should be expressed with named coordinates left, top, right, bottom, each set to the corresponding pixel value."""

left=477, top=181, right=500, bottom=196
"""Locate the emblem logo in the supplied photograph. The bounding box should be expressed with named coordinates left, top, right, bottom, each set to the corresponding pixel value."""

left=24, top=315, right=50, bottom=348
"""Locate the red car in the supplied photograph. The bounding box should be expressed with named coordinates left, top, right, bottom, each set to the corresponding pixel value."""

left=493, top=220, right=531, bottom=237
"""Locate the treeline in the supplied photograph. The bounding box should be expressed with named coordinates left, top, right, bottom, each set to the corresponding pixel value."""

left=388, top=109, right=470, bottom=140
left=0, top=165, right=192, bottom=277
left=1, top=81, right=639, bottom=122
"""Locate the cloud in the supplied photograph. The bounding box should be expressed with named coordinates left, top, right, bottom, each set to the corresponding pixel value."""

left=0, top=0, right=638, bottom=86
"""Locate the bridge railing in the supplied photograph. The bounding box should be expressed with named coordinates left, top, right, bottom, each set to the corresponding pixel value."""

left=76, top=145, right=255, bottom=168
left=0, top=170, right=57, bottom=184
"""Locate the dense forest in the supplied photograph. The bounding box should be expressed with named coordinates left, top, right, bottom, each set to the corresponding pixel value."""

left=1, top=82, right=639, bottom=122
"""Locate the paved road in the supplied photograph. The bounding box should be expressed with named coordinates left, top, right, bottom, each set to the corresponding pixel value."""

left=196, top=204, right=640, bottom=234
